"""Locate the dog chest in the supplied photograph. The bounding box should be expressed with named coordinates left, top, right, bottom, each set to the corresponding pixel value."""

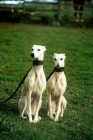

left=48, top=73, right=67, bottom=96
left=25, top=70, right=46, bottom=93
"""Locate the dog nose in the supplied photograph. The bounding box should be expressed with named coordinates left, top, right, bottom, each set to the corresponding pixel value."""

left=31, top=53, right=34, bottom=58
left=56, top=64, right=60, bottom=68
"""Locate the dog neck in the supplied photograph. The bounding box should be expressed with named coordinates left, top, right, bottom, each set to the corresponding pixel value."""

left=54, top=67, right=64, bottom=72
left=33, top=60, right=43, bottom=66
left=46, top=67, right=64, bottom=81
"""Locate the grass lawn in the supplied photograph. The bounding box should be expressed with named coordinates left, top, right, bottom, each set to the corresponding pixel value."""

left=0, top=23, right=93, bottom=140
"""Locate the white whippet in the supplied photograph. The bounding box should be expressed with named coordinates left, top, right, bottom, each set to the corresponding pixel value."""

left=18, top=45, right=46, bottom=123
left=47, top=53, right=67, bottom=121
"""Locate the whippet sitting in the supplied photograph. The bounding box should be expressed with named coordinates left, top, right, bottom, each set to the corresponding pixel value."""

left=47, top=53, right=67, bottom=121
left=18, top=45, right=46, bottom=123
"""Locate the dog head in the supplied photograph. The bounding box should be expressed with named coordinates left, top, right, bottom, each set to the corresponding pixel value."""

left=31, top=45, right=46, bottom=60
left=53, top=53, right=66, bottom=68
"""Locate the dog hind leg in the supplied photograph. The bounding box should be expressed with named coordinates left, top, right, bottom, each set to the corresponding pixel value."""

left=18, top=97, right=27, bottom=119
left=21, top=101, right=27, bottom=119
left=60, top=96, right=67, bottom=117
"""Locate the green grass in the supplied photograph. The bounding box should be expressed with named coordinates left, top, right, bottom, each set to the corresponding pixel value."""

left=0, top=23, right=93, bottom=140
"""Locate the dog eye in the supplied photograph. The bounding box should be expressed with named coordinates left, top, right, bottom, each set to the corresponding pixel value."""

left=60, top=58, right=63, bottom=60
left=38, top=49, right=40, bottom=51
left=32, top=48, right=34, bottom=51
left=54, top=58, right=57, bottom=61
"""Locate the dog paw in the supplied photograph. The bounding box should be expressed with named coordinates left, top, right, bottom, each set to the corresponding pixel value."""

left=21, top=115, right=27, bottom=119
left=34, top=116, right=41, bottom=123
left=54, top=118, right=58, bottom=121
left=38, top=116, right=41, bottom=121
left=60, top=114, right=63, bottom=117
left=29, top=118, right=33, bottom=123
left=34, top=118, right=39, bottom=123
left=50, top=115, right=54, bottom=120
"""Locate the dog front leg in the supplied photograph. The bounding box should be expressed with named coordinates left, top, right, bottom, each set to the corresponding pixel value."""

left=34, top=95, right=42, bottom=123
left=21, top=100, right=27, bottom=119
left=27, top=91, right=32, bottom=122
left=54, top=95, right=62, bottom=121
left=48, top=92, right=54, bottom=119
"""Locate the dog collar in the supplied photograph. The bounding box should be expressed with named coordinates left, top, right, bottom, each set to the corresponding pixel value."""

left=54, top=67, right=64, bottom=72
left=33, top=60, right=43, bottom=66
left=46, top=67, right=64, bottom=81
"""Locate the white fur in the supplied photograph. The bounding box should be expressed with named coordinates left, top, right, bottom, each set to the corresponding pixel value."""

left=47, top=53, right=67, bottom=121
left=47, top=96, right=67, bottom=117
left=18, top=45, right=46, bottom=123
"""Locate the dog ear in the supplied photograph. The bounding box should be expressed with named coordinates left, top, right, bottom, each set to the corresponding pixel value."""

left=53, top=53, right=57, bottom=56
left=43, top=46, right=47, bottom=51
left=53, top=53, right=57, bottom=60
left=63, top=54, right=66, bottom=59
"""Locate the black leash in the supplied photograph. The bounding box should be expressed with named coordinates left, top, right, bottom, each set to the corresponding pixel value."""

left=46, top=69, right=55, bottom=81
left=0, top=67, right=32, bottom=104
